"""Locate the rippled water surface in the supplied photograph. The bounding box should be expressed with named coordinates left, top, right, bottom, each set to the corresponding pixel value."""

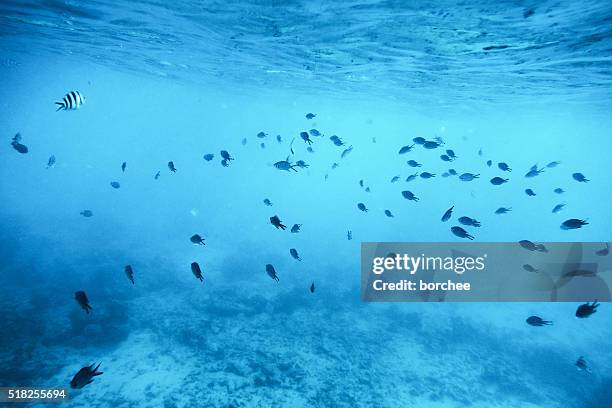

left=2, top=0, right=612, bottom=107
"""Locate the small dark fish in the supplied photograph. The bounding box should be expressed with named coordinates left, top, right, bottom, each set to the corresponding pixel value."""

left=525, top=188, right=536, bottom=196
left=572, top=172, right=589, bottom=182
left=546, top=161, right=560, bottom=168
left=309, top=129, right=321, bottom=137
left=575, top=356, right=591, bottom=373
left=441, top=206, right=454, bottom=222
left=10, top=133, right=28, bottom=153
left=154, top=171, right=160, bottom=180
left=384, top=209, right=394, bottom=218
left=495, top=207, right=512, bottom=214
left=74, top=291, right=92, bottom=314
left=490, top=177, right=508, bottom=185
left=357, top=202, right=368, bottom=212
left=459, top=173, right=479, bottom=181
left=458, top=216, right=481, bottom=227
left=307, top=146, right=314, bottom=153
left=241, top=137, right=247, bottom=146
left=263, top=198, right=273, bottom=206
left=423, top=140, right=440, bottom=149
left=407, top=160, right=422, bottom=167
left=498, top=162, right=511, bottom=172
left=441, top=172, right=450, bottom=177
left=525, top=166, right=544, bottom=178
left=300, top=131, right=313, bottom=145
left=401, top=190, right=419, bottom=202
left=265, top=264, right=279, bottom=282
left=405, top=172, right=419, bottom=182
left=420, top=172, right=435, bottom=179
left=561, top=219, right=588, bottom=230
left=347, top=230, right=352, bottom=240
left=413, top=137, right=426, bottom=144
left=305, top=113, right=316, bottom=119
left=260, top=142, right=266, bottom=149
left=523, top=8, right=535, bottom=18
left=190, top=234, right=205, bottom=245
left=124, top=265, right=135, bottom=284
left=203, top=153, right=214, bottom=161
left=276, top=134, right=282, bottom=143
left=329, top=135, right=345, bottom=146
left=80, top=210, right=93, bottom=217
left=221, top=159, right=229, bottom=167
left=168, top=161, right=177, bottom=172
left=70, top=363, right=103, bottom=389
left=486, top=160, right=492, bottom=167
left=478, top=148, right=483, bottom=156
left=290, top=248, right=301, bottom=261
left=519, top=240, right=547, bottom=253
left=220, top=150, right=234, bottom=161
left=110, top=181, right=120, bottom=189
left=448, top=169, right=457, bottom=176
left=331, top=162, right=339, bottom=170
left=390, top=175, right=400, bottom=183
left=595, top=243, right=609, bottom=256
left=341, top=145, right=353, bottom=158
left=47, top=155, right=56, bottom=168
left=310, top=282, right=315, bottom=293
left=398, top=144, right=414, bottom=154
left=554, top=188, right=564, bottom=194
left=257, top=131, right=267, bottom=139
left=451, top=226, right=474, bottom=240
left=270, top=215, right=287, bottom=230
left=365, top=186, right=370, bottom=192
left=563, top=269, right=597, bottom=278
left=121, top=161, right=126, bottom=172
left=274, top=157, right=298, bottom=172
left=290, top=224, right=301, bottom=233
left=552, top=203, right=565, bottom=213
left=440, top=154, right=451, bottom=162
left=526, top=316, right=552, bottom=326
left=523, top=264, right=538, bottom=273
left=575, top=301, right=599, bottom=318
left=191, top=262, right=204, bottom=282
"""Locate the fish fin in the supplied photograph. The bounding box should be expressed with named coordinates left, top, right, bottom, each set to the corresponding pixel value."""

left=55, top=102, right=65, bottom=111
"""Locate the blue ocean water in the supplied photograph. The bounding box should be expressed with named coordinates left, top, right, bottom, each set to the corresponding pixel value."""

left=1, top=1, right=611, bottom=407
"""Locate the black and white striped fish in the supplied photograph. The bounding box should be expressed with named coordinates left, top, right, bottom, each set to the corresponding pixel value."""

left=55, top=91, right=85, bottom=111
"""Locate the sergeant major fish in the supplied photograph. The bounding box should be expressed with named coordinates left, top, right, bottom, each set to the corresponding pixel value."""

left=56, top=91, right=85, bottom=111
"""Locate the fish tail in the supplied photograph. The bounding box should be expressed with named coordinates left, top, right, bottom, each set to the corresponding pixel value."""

left=55, top=102, right=65, bottom=111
